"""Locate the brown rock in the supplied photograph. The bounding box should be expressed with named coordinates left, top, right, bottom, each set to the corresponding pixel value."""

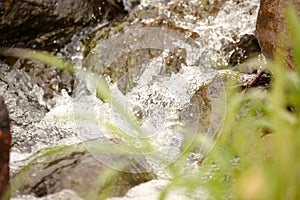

left=256, top=0, right=300, bottom=68
left=14, top=146, right=155, bottom=199
left=0, top=96, right=11, bottom=200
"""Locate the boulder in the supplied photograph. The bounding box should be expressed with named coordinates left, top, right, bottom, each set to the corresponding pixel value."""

left=13, top=146, right=156, bottom=199
left=256, top=0, right=300, bottom=68
left=0, top=0, right=126, bottom=51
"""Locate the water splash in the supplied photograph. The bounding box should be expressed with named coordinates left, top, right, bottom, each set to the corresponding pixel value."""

left=7, top=0, right=260, bottom=198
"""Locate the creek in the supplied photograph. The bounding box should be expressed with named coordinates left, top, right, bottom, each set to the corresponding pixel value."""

left=0, top=0, right=262, bottom=199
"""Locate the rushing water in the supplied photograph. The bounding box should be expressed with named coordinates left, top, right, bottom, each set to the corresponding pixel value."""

left=8, top=0, right=260, bottom=199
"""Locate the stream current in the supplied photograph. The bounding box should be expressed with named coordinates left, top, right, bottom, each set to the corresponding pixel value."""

left=6, top=0, right=260, bottom=199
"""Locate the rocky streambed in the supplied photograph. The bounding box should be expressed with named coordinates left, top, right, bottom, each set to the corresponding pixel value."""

left=0, top=0, right=286, bottom=199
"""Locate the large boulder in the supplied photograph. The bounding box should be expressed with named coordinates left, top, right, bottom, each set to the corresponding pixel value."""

left=256, top=0, right=300, bottom=68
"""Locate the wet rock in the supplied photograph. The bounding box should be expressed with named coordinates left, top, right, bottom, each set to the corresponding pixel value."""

left=0, top=61, right=70, bottom=153
left=123, top=0, right=141, bottom=12
left=83, top=0, right=226, bottom=88
left=223, top=34, right=261, bottom=67
left=0, top=60, right=49, bottom=118
left=0, top=0, right=126, bottom=51
left=0, top=96, right=11, bottom=200
left=0, top=0, right=127, bottom=112
left=13, top=145, right=156, bottom=199
left=0, top=57, right=74, bottom=106
left=221, top=34, right=272, bottom=89
left=256, top=0, right=300, bottom=68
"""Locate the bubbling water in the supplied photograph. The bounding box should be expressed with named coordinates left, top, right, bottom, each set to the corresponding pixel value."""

left=6, top=1, right=260, bottom=198
left=76, top=25, right=226, bottom=173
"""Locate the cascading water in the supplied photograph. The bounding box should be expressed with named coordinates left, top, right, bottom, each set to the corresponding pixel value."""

left=74, top=26, right=226, bottom=173
left=8, top=0, right=260, bottom=199
left=71, top=0, right=260, bottom=174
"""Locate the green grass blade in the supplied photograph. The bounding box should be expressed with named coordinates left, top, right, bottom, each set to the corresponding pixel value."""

left=0, top=47, right=75, bottom=73
left=285, top=6, right=300, bottom=76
